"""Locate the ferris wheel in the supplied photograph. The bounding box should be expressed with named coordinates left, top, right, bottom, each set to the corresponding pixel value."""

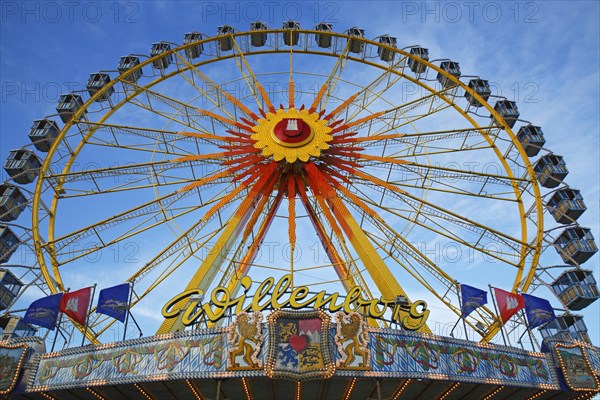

left=1, top=22, right=597, bottom=345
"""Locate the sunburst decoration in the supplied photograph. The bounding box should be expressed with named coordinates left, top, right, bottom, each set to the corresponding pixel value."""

left=251, top=108, right=333, bottom=163
left=172, top=78, right=394, bottom=269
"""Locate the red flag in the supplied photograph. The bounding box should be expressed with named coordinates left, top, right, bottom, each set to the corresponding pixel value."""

left=59, top=287, right=92, bottom=326
left=494, top=288, right=525, bottom=324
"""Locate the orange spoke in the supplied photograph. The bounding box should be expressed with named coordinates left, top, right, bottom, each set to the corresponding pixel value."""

left=242, top=170, right=281, bottom=240
left=201, top=185, right=248, bottom=221
left=257, top=82, right=275, bottom=113
left=289, top=78, right=295, bottom=109
left=309, top=83, right=328, bottom=113
left=222, top=91, right=259, bottom=121
left=177, top=167, right=234, bottom=192
left=330, top=111, right=386, bottom=135
left=173, top=151, right=251, bottom=163
left=177, top=132, right=229, bottom=141
left=204, top=163, right=278, bottom=222
left=232, top=191, right=284, bottom=284
left=178, top=130, right=264, bottom=144
left=334, top=183, right=383, bottom=223
left=198, top=109, right=254, bottom=133
left=324, top=93, right=359, bottom=120
left=304, top=172, right=345, bottom=242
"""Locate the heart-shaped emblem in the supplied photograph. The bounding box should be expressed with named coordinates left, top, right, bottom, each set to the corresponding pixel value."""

left=289, top=334, right=309, bottom=353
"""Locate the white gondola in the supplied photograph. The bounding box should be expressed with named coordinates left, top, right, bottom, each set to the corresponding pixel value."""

left=540, top=314, right=590, bottom=344
left=0, top=269, right=23, bottom=311
left=282, top=20, right=300, bottom=46
left=0, top=225, right=19, bottom=263
left=377, top=35, right=397, bottom=62
left=346, top=27, right=365, bottom=53
left=491, top=99, right=519, bottom=128
left=408, top=47, right=429, bottom=74
left=517, top=125, right=546, bottom=157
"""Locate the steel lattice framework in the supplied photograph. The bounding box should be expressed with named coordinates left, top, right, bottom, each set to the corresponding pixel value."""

left=18, top=29, right=547, bottom=345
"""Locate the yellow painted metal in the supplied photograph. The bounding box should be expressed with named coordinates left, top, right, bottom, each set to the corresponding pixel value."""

left=172, top=52, right=236, bottom=120
left=155, top=196, right=256, bottom=334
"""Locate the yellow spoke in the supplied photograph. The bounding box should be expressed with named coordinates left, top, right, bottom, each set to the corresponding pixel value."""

left=287, top=174, right=296, bottom=249
left=172, top=52, right=237, bottom=120
left=343, top=55, right=409, bottom=122
left=230, top=35, right=265, bottom=110
left=319, top=39, right=352, bottom=109
left=124, top=81, right=217, bottom=135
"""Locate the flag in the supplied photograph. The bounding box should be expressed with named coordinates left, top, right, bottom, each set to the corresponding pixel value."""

left=522, top=293, right=556, bottom=329
left=460, top=284, right=487, bottom=317
left=23, top=293, right=63, bottom=330
left=96, top=283, right=130, bottom=322
left=59, top=287, right=92, bottom=326
left=494, top=287, right=525, bottom=324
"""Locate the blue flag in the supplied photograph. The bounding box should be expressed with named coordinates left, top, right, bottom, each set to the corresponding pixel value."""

left=460, top=284, right=487, bottom=317
left=522, top=293, right=556, bottom=329
left=96, top=283, right=130, bottom=322
left=23, top=293, right=63, bottom=330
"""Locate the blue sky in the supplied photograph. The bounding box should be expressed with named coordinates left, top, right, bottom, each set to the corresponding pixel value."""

left=1, top=1, right=599, bottom=347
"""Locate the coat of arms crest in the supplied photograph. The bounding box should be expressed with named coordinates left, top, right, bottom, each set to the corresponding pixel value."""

left=265, top=309, right=335, bottom=380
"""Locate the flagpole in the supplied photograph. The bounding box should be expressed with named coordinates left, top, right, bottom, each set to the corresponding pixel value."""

left=81, top=284, right=96, bottom=347
left=456, top=283, right=470, bottom=341
left=449, top=283, right=464, bottom=339
left=51, top=288, right=69, bottom=352
left=123, top=281, right=135, bottom=341
left=50, top=312, right=63, bottom=353
left=127, top=309, right=143, bottom=338
left=488, top=285, right=509, bottom=347
left=448, top=316, right=461, bottom=338
left=519, top=308, right=538, bottom=352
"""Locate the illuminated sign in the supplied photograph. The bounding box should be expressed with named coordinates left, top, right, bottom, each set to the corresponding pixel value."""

left=162, top=274, right=429, bottom=330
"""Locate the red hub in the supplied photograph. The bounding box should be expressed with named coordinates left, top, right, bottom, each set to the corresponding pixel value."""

left=273, top=118, right=313, bottom=147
